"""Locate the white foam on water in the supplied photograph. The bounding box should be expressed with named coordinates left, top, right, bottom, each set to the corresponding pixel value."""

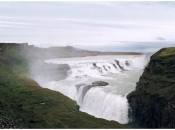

left=43, top=54, right=151, bottom=124
left=42, top=78, right=90, bottom=100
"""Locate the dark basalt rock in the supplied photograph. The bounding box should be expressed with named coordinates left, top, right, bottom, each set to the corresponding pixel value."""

left=115, top=60, right=124, bottom=71
left=91, top=81, right=109, bottom=86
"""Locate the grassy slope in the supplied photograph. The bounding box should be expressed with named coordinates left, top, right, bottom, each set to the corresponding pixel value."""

left=0, top=47, right=128, bottom=128
left=136, top=47, right=175, bottom=99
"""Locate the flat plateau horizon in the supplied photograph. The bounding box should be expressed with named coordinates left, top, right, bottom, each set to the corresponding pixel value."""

left=0, top=42, right=159, bottom=53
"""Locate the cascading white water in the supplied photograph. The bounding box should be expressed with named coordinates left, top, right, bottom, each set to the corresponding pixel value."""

left=43, top=54, right=151, bottom=124
left=80, top=87, right=129, bottom=124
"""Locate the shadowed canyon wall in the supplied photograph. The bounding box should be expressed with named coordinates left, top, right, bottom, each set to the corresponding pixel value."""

left=127, top=48, right=175, bottom=128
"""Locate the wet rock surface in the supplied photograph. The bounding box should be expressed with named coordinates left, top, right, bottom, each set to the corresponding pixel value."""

left=91, top=81, right=109, bottom=86
left=76, top=81, right=109, bottom=91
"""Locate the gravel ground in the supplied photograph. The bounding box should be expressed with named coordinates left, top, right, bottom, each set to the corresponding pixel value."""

left=0, top=112, right=26, bottom=129
left=0, top=102, right=26, bottom=129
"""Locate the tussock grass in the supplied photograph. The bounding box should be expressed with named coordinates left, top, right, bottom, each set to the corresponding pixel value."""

left=157, top=47, right=175, bottom=56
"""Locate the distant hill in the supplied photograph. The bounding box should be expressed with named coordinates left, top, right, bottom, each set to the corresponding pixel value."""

left=0, top=42, right=143, bottom=62
left=0, top=43, right=143, bottom=60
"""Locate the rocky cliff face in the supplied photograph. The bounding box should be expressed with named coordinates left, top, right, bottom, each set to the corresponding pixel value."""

left=127, top=47, right=175, bottom=128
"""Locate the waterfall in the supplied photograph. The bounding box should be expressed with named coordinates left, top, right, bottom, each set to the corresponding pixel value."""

left=78, top=86, right=129, bottom=124
left=43, top=54, right=151, bottom=124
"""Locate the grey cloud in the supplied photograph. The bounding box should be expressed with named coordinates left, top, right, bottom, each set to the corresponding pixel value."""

left=56, top=19, right=142, bottom=29
left=1, top=1, right=175, bottom=52
left=157, top=37, right=166, bottom=41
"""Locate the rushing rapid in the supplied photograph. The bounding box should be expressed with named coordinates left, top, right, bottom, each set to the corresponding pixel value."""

left=43, top=54, right=150, bottom=124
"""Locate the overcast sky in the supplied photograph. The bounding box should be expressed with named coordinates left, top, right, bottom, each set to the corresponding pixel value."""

left=0, top=1, right=175, bottom=52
